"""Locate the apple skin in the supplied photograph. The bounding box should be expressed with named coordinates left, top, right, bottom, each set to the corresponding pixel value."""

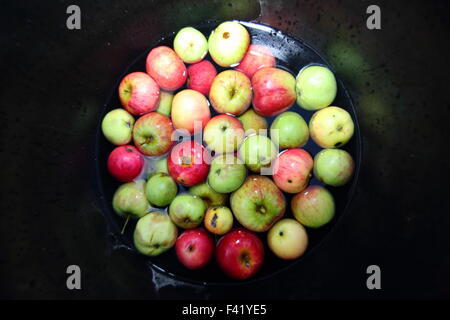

left=169, top=193, right=206, bottom=229
left=112, top=180, right=150, bottom=219
left=101, top=109, right=135, bottom=145
left=107, top=145, right=144, bottom=182
left=238, top=135, right=277, bottom=172
left=173, top=27, right=208, bottom=64
left=209, top=70, right=252, bottom=116
left=134, top=211, right=178, bottom=256
left=267, top=219, right=308, bottom=260
left=313, top=149, right=355, bottom=187
left=204, top=206, right=234, bottom=235
left=216, top=228, right=264, bottom=280
left=154, top=156, right=169, bottom=174
left=296, top=65, right=337, bottom=111
left=270, top=112, right=309, bottom=149
left=171, top=89, right=211, bottom=134
left=291, top=185, right=335, bottom=228
left=309, top=106, right=355, bottom=148
left=118, top=72, right=160, bottom=116
left=146, top=46, right=187, bottom=91
left=203, top=114, right=245, bottom=154
left=145, top=172, right=178, bottom=207
left=168, top=140, right=210, bottom=186
left=175, top=228, right=214, bottom=270
left=230, top=175, right=286, bottom=232
left=208, top=154, right=247, bottom=193
left=235, top=44, right=275, bottom=79
left=272, top=149, right=313, bottom=194
left=189, top=182, right=228, bottom=208
left=252, top=67, right=296, bottom=117
left=155, top=91, right=174, bottom=117
left=132, top=112, right=175, bottom=156
left=187, top=60, right=217, bottom=96
left=208, top=21, right=250, bottom=67
left=238, top=109, right=268, bottom=136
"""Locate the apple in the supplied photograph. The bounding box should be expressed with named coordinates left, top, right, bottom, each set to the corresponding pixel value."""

left=155, top=90, right=174, bottom=117
left=187, top=60, right=217, bottom=96
left=146, top=46, right=187, bottom=91
left=296, top=65, right=337, bottom=111
left=173, top=27, right=208, bottom=64
left=267, top=219, right=308, bottom=260
left=203, top=114, right=244, bottom=154
left=209, top=70, right=252, bottom=116
left=216, top=228, right=264, bottom=280
left=107, top=145, right=144, bottom=182
left=168, top=140, right=210, bottom=186
left=291, top=185, right=335, bottom=228
left=235, top=44, right=275, bottom=79
left=189, top=182, right=228, bottom=208
left=171, top=89, right=211, bottom=134
left=134, top=211, right=178, bottom=256
left=309, top=106, right=355, bottom=148
left=313, top=149, right=355, bottom=186
left=270, top=112, right=309, bottom=149
left=272, top=149, right=313, bottom=194
left=118, top=72, right=160, bottom=116
left=204, top=206, right=234, bottom=235
left=101, top=109, right=135, bottom=145
left=238, top=135, right=277, bottom=172
left=252, top=67, right=296, bottom=117
left=175, top=228, right=214, bottom=269
left=112, top=180, right=150, bottom=219
left=132, top=112, right=175, bottom=156
left=238, top=109, right=268, bottom=136
left=153, top=156, right=169, bottom=174
left=208, top=21, right=250, bottom=67
left=169, top=193, right=206, bottom=229
left=208, top=154, right=247, bottom=193
left=145, top=172, right=178, bottom=207
left=230, top=175, right=285, bottom=232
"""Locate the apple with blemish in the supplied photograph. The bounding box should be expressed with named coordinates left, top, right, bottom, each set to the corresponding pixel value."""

left=176, top=228, right=214, bottom=270
left=118, top=72, right=160, bottom=116
left=238, top=135, right=277, bottom=172
left=238, top=109, right=268, bottom=136
left=101, top=109, right=135, bottom=145
left=107, top=145, right=144, bottom=182
left=173, top=27, right=208, bottom=64
left=272, top=149, right=313, bottom=194
left=146, top=46, right=187, bottom=91
left=112, top=180, right=150, bottom=220
left=171, top=89, right=211, bottom=134
left=187, top=60, right=217, bottom=96
left=189, top=182, right=228, bottom=208
left=235, top=44, right=275, bottom=79
left=313, top=149, right=355, bottom=186
left=267, top=219, right=308, bottom=260
left=204, top=206, right=234, bottom=235
left=203, top=114, right=245, bottom=154
left=169, top=193, right=206, bottom=229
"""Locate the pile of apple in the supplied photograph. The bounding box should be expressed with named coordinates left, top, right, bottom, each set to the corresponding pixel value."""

left=101, top=21, right=355, bottom=280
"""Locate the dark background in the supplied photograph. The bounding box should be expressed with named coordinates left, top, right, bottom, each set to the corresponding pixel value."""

left=1, top=0, right=449, bottom=299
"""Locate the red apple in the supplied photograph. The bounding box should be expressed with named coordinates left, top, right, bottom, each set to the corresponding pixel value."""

left=175, top=228, right=214, bottom=270
left=203, top=114, right=244, bottom=153
left=252, top=67, right=296, bottom=117
left=146, top=46, right=187, bottom=91
left=107, top=145, right=144, bottom=182
left=187, top=60, right=217, bottom=96
left=216, top=228, right=264, bottom=280
left=118, top=72, right=160, bottom=116
left=168, top=140, right=210, bottom=186
left=133, top=112, right=175, bottom=156
left=235, top=44, right=275, bottom=79
left=171, top=89, right=211, bottom=134
left=273, top=149, right=313, bottom=194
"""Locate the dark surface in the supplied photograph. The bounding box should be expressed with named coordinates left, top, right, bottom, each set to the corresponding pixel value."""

left=1, top=0, right=450, bottom=299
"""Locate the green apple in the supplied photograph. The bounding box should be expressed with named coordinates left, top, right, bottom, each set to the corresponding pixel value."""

left=204, top=206, right=234, bottom=235
left=296, top=65, right=337, bottom=111
left=101, top=108, right=135, bottom=145
left=169, top=193, right=206, bottom=229
left=238, top=109, right=268, bottom=136
left=267, top=218, right=308, bottom=259
left=133, top=211, right=178, bottom=256
left=173, top=27, right=208, bottom=64
left=270, top=112, right=309, bottom=149
left=309, top=106, right=355, bottom=148
left=112, top=180, right=150, bottom=219
left=291, top=185, right=335, bottom=228
left=238, top=135, right=277, bottom=172
left=208, top=21, right=250, bottom=67
left=314, top=149, right=355, bottom=186
left=145, top=172, right=178, bottom=207
left=155, top=91, right=174, bottom=117
left=230, top=175, right=286, bottom=232
left=189, top=182, right=228, bottom=208
left=208, top=154, right=246, bottom=193
left=154, top=156, right=168, bottom=174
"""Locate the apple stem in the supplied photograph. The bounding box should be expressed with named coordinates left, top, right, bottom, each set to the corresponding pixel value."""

left=121, top=215, right=131, bottom=235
